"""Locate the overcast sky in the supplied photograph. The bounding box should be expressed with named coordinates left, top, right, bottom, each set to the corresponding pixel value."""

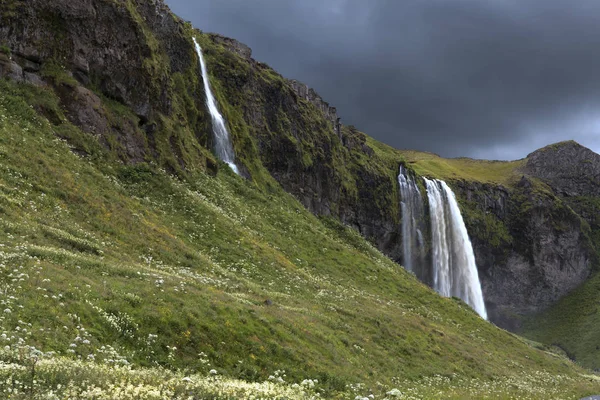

left=166, top=0, right=600, bottom=160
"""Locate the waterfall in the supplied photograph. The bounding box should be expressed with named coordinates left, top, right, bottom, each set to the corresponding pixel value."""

left=398, top=166, right=426, bottom=277
left=424, top=178, right=487, bottom=319
left=193, top=37, right=239, bottom=175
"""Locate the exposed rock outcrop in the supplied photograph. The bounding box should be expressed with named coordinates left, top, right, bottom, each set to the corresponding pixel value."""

left=0, top=53, right=45, bottom=86
left=0, top=0, right=215, bottom=170
left=288, top=79, right=342, bottom=138
left=209, top=33, right=253, bottom=60
left=523, top=141, right=600, bottom=197
left=454, top=178, right=595, bottom=330
left=0, top=0, right=176, bottom=120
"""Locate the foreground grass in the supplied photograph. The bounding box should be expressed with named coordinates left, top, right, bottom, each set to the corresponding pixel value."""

left=2, top=350, right=599, bottom=400
left=0, top=80, right=599, bottom=398
left=0, top=351, right=316, bottom=399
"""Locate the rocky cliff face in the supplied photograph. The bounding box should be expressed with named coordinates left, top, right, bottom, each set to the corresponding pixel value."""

left=287, top=79, right=342, bottom=138
left=209, top=33, right=253, bottom=60
left=0, top=0, right=405, bottom=263
left=199, top=26, right=404, bottom=261
left=0, top=0, right=215, bottom=171
left=523, top=141, right=600, bottom=197
left=523, top=141, right=600, bottom=255
left=0, top=0, right=179, bottom=119
left=454, top=176, right=596, bottom=330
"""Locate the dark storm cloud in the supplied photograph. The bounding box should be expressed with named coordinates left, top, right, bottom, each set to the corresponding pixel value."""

left=166, top=0, right=600, bottom=159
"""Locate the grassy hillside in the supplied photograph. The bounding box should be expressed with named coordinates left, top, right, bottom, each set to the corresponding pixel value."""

left=396, top=147, right=525, bottom=185
left=521, top=271, right=600, bottom=371
left=1, top=76, right=600, bottom=399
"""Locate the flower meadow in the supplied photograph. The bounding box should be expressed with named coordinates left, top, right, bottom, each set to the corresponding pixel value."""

left=0, top=74, right=599, bottom=399
left=1, top=349, right=598, bottom=400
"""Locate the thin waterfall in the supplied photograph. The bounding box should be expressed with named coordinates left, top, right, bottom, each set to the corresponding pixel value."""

left=398, top=166, right=426, bottom=278
left=424, top=178, right=487, bottom=319
left=193, top=37, right=239, bottom=175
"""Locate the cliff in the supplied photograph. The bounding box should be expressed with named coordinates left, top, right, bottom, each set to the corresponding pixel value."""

left=287, top=79, right=342, bottom=138
left=455, top=177, right=595, bottom=330
left=523, top=140, right=600, bottom=197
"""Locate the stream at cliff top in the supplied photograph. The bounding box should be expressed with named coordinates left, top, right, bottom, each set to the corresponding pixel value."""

left=193, top=37, right=239, bottom=175
left=399, top=168, right=487, bottom=319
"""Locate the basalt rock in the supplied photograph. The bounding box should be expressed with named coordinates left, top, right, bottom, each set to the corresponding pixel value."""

left=287, top=79, right=342, bottom=138
left=454, top=170, right=596, bottom=330
left=209, top=33, right=253, bottom=60
left=1, top=0, right=157, bottom=120
left=523, top=141, right=600, bottom=240
left=523, top=141, right=600, bottom=197
left=0, top=0, right=214, bottom=170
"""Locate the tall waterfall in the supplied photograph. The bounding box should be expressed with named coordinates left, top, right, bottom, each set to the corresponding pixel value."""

left=193, top=38, right=239, bottom=175
left=424, top=178, right=487, bottom=319
left=398, top=166, right=426, bottom=277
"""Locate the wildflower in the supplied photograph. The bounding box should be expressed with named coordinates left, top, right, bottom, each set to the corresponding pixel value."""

left=3, top=308, right=10, bottom=313
left=209, top=369, right=218, bottom=375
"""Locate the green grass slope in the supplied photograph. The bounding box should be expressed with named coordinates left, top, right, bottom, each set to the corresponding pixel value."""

left=396, top=147, right=525, bottom=185
left=521, top=271, right=600, bottom=371
left=0, top=81, right=599, bottom=399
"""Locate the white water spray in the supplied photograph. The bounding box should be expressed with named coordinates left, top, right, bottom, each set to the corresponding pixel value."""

left=193, top=37, right=239, bottom=175
left=398, top=166, right=425, bottom=274
left=425, top=178, right=487, bottom=319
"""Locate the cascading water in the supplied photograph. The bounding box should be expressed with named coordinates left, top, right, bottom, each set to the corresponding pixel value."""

left=424, top=178, right=487, bottom=319
left=398, top=166, right=426, bottom=276
left=193, top=37, right=239, bottom=175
